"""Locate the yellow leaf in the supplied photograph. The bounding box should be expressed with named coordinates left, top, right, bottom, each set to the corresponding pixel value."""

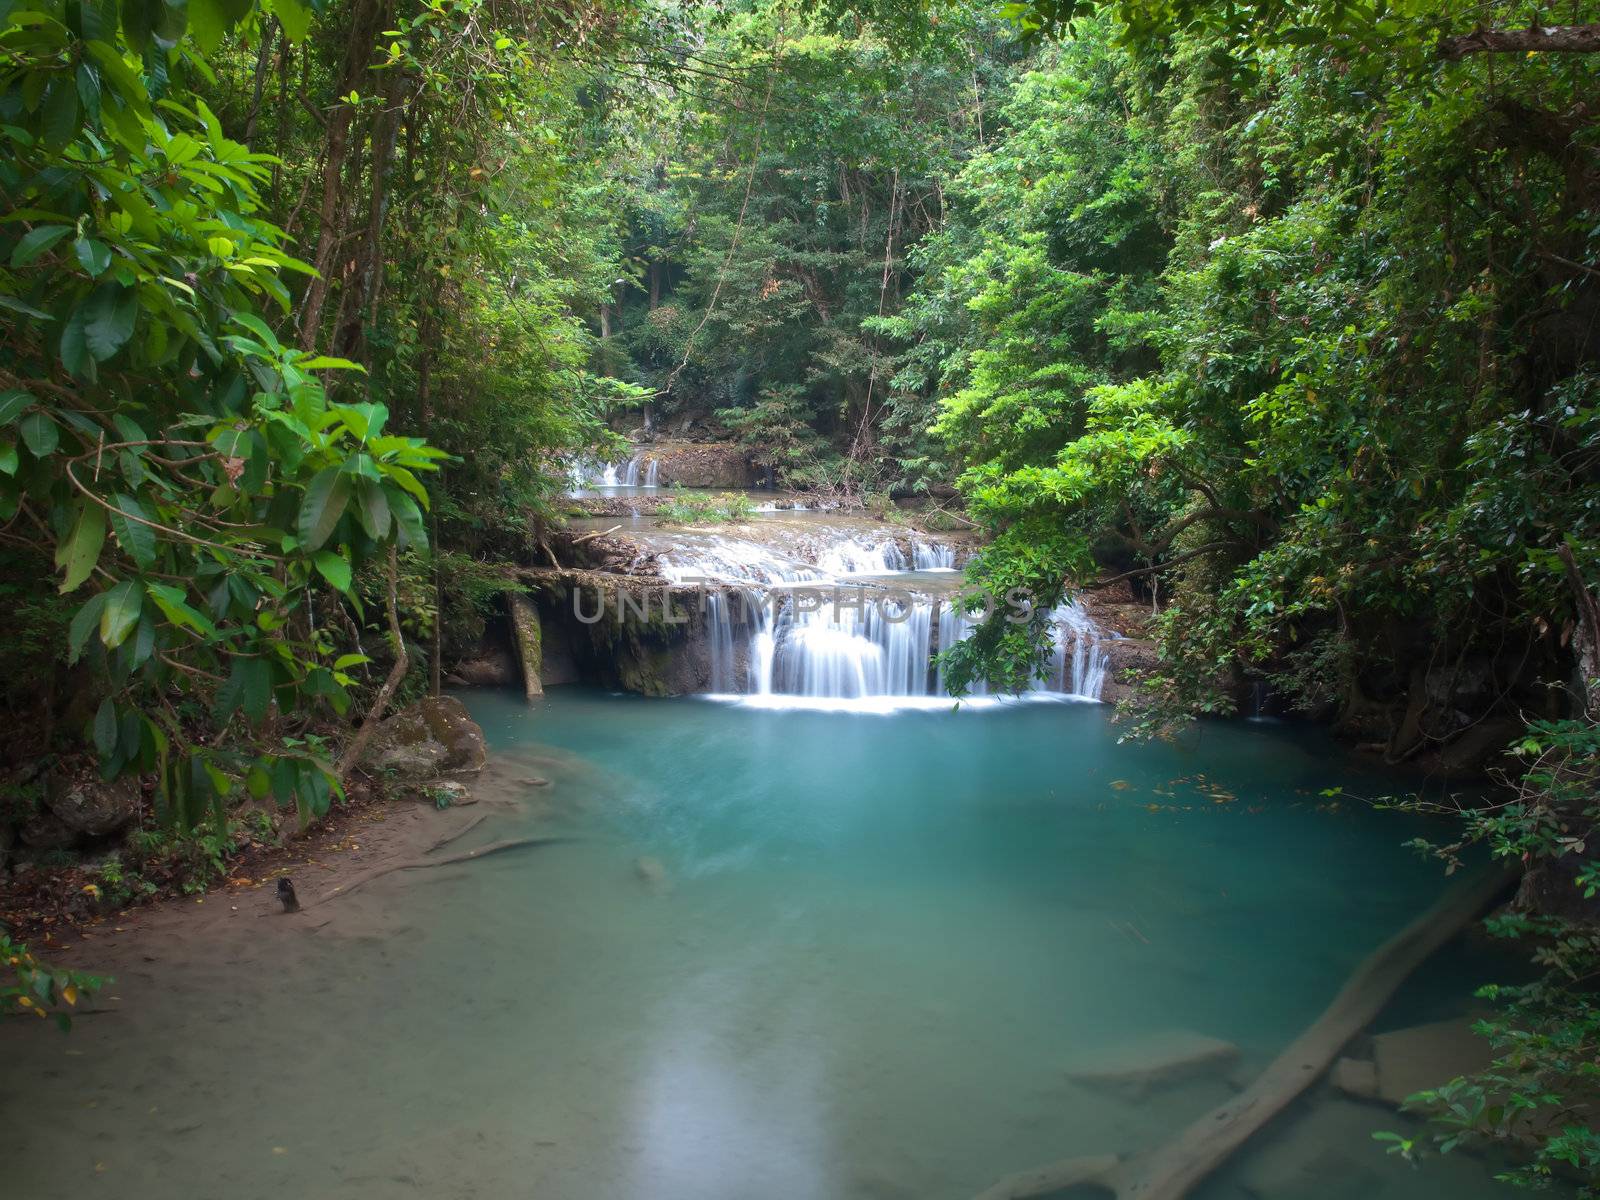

left=63, top=985, right=78, bottom=1006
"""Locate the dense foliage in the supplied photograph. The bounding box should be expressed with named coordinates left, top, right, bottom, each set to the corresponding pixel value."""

left=2, top=0, right=1598, bottom=1189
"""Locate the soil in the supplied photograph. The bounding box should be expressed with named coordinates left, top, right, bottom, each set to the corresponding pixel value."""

left=0, top=766, right=528, bottom=977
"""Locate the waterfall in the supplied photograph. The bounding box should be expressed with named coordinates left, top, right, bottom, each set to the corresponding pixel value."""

left=674, top=529, right=1107, bottom=705
left=913, top=541, right=956, bottom=571
left=566, top=453, right=659, bottom=492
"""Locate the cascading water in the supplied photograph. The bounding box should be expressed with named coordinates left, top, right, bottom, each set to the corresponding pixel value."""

left=663, top=528, right=1107, bottom=704
left=567, top=453, right=661, bottom=492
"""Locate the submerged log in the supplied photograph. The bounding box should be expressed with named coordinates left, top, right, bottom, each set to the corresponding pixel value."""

left=970, top=867, right=1515, bottom=1200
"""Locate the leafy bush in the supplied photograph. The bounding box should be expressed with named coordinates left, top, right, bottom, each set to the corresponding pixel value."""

left=656, top=491, right=757, bottom=526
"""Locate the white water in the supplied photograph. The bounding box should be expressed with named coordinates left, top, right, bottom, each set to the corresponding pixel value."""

left=569, top=453, right=660, bottom=493
left=660, top=529, right=1107, bottom=705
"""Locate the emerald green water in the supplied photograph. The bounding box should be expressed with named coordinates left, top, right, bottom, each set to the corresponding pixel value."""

left=3, top=690, right=1518, bottom=1199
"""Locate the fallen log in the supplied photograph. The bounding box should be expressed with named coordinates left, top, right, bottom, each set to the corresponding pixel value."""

left=306, top=835, right=574, bottom=909
left=971, top=867, right=1516, bottom=1200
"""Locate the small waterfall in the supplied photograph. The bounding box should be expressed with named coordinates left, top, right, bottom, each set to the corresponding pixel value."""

left=566, top=453, right=659, bottom=492
left=676, top=529, right=1107, bottom=704
left=913, top=542, right=957, bottom=571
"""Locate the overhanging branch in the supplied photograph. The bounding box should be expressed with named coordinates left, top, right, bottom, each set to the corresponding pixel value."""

left=1439, top=23, right=1600, bottom=59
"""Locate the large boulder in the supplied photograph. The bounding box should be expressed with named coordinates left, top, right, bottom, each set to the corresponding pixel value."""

left=47, top=775, right=141, bottom=838
left=363, top=696, right=487, bottom=780
left=19, top=808, right=77, bottom=850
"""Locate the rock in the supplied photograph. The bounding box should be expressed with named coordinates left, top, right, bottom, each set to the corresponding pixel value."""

left=1331, top=1056, right=1380, bottom=1100
left=1232, top=1096, right=1388, bottom=1200
left=0, top=819, right=13, bottom=871
left=46, top=775, right=140, bottom=838
left=508, top=591, right=544, bottom=700
left=1063, top=1029, right=1240, bottom=1096
left=364, top=695, right=487, bottom=780
left=634, top=855, right=669, bottom=890
left=517, top=776, right=551, bottom=788
left=19, top=808, right=78, bottom=850
left=426, top=780, right=475, bottom=807
left=1369, top=1018, right=1492, bottom=1105
left=454, top=653, right=516, bottom=688
left=645, top=440, right=756, bottom=488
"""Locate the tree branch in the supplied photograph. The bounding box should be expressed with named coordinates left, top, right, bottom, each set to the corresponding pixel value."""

left=1439, top=23, right=1600, bottom=59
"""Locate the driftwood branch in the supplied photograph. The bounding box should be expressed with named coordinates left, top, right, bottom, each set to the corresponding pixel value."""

left=305, top=835, right=572, bottom=909
left=569, top=524, right=621, bottom=545
left=1439, top=23, right=1600, bottom=59
left=971, top=867, right=1515, bottom=1200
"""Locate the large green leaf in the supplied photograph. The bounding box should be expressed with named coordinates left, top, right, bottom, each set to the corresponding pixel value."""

left=58, top=310, right=94, bottom=380
left=217, top=655, right=271, bottom=724
left=57, top=503, right=108, bottom=593
left=354, top=477, right=391, bottom=540
left=312, top=550, right=352, bottom=593
left=0, top=390, right=33, bottom=425
left=83, top=283, right=138, bottom=360
left=40, top=79, right=81, bottom=152
left=92, top=698, right=119, bottom=756
left=10, top=224, right=72, bottom=267
left=98, top=579, right=143, bottom=649
left=298, top=467, right=351, bottom=551
left=109, top=493, right=158, bottom=567
left=264, top=0, right=311, bottom=42
left=146, top=581, right=218, bottom=636
left=19, top=412, right=58, bottom=457
left=68, top=593, right=108, bottom=663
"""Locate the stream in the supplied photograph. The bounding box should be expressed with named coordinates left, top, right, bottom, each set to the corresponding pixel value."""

left=0, top=690, right=1527, bottom=1200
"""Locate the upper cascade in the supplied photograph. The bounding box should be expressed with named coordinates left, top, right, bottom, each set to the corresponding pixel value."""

left=568, top=453, right=659, bottom=493
left=657, top=524, right=1108, bottom=706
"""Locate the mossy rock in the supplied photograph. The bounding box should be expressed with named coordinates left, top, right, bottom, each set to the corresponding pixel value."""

left=363, top=696, right=487, bottom=780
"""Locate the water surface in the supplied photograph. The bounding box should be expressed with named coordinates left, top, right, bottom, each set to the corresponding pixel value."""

left=2, top=690, right=1517, bottom=1200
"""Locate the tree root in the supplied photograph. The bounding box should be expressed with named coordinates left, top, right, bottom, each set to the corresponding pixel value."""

left=306, top=834, right=574, bottom=909
left=971, top=867, right=1516, bottom=1200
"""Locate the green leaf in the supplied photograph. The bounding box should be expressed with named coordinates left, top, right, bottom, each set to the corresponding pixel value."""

left=83, top=283, right=138, bottom=360
left=109, top=493, right=158, bottom=568
left=98, top=579, right=143, bottom=649
left=217, top=656, right=271, bottom=724
left=332, top=653, right=371, bottom=669
left=57, top=503, right=107, bottom=593
left=390, top=489, right=428, bottom=551
left=19, top=412, right=58, bottom=457
left=41, top=80, right=81, bottom=152
left=68, top=593, right=109, bottom=662
left=59, top=310, right=93, bottom=379
left=92, top=698, right=118, bottom=756
left=354, top=477, right=391, bottom=540
left=0, top=441, right=17, bottom=475
left=265, top=0, right=311, bottom=42
left=121, top=0, right=159, bottom=53
left=245, top=764, right=272, bottom=799
left=146, top=581, right=218, bottom=636
left=0, top=389, right=33, bottom=425
left=75, top=238, right=112, bottom=277
left=298, top=467, right=351, bottom=552
left=312, top=550, right=352, bottom=593
left=10, top=225, right=72, bottom=267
